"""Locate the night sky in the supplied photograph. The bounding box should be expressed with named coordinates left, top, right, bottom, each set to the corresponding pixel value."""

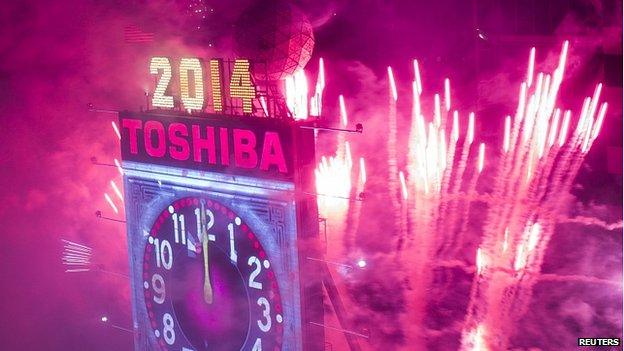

left=0, top=1, right=621, bottom=350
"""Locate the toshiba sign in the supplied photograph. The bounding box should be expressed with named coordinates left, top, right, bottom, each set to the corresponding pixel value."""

left=119, top=111, right=299, bottom=181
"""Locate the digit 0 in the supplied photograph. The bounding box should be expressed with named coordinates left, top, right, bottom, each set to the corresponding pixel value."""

left=179, top=58, right=205, bottom=111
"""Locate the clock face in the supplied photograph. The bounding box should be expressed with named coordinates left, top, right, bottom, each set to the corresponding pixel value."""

left=142, top=196, right=284, bottom=351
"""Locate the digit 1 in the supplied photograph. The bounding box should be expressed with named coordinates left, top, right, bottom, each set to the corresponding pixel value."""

left=209, top=59, right=224, bottom=112
left=228, top=223, right=237, bottom=263
left=179, top=214, right=186, bottom=245
left=154, top=238, right=161, bottom=267
left=194, top=207, right=201, bottom=240
left=170, top=206, right=179, bottom=244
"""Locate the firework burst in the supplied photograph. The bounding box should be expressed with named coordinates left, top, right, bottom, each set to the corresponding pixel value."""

left=263, top=44, right=609, bottom=350
left=61, top=239, right=93, bottom=273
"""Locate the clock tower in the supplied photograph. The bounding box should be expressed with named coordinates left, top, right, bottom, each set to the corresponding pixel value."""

left=121, top=110, right=324, bottom=351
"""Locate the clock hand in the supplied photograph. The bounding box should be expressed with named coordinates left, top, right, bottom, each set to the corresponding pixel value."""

left=201, top=201, right=214, bottom=305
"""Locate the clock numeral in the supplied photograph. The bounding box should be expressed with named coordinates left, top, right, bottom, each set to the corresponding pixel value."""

left=252, top=338, right=262, bottom=351
left=162, top=313, right=176, bottom=345
left=170, top=206, right=186, bottom=245
left=151, top=238, right=173, bottom=270
left=151, top=273, right=166, bottom=304
left=248, top=256, right=262, bottom=290
left=257, top=297, right=272, bottom=332
left=228, top=223, right=238, bottom=263
left=195, top=207, right=215, bottom=244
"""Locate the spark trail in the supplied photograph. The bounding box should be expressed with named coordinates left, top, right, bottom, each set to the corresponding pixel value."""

left=460, top=41, right=608, bottom=350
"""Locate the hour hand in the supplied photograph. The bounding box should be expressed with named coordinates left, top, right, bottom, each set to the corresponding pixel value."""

left=201, top=202, right=213, bottom=304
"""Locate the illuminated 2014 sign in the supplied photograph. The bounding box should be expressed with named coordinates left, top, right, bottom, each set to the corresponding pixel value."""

left=150, top=57, right=257, bottom=114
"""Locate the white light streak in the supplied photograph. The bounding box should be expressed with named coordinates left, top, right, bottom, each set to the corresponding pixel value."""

left=478, top=143, right=485, bottom=173
left=444, top=78, right=451, bottom=111
left=104, top=193, right=119, bottom=214
left=399, top=171, right=408, bottom=200
left=114, top=158, right=124, bottom=176
left=476, top=247, right=486, bottom=274
left=590, top=102, right=608, bottom=142
left=339, top=95, right=348, bottom=127
left=285, top=69, right=309, bottom=120
left=527, top=47, right=536, bottom=87
left=434, top=94, right=441, bottom=127
left=413, top=59, right=423, bottom=94
left=503, top=115, right=511, bottom=152
left=110, top=180, right=124, bottom=202
left=388, top=66, right=398, bottom=101
left=452, top=111, right=460, bottom=142
left=547, top=109, right=561, bottom=148
left=558, top=110, right=571, bottom=147
left=359, top=157, right=367, bottom=185
left=259, top=96, right=269, bottom=117
left=468, top=112, right=475, bottom=145
left=111, top=121, right=121, bottom=140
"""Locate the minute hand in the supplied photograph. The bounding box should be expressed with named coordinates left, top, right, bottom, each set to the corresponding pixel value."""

left=201, top=202, right=213, bottom=304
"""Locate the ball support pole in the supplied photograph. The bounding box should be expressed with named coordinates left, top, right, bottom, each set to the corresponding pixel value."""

left=201, top=200, right=214, bottom=305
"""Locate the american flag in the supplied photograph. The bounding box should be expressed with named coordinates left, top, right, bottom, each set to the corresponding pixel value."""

left=123, top=25, right=155, bottom=43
